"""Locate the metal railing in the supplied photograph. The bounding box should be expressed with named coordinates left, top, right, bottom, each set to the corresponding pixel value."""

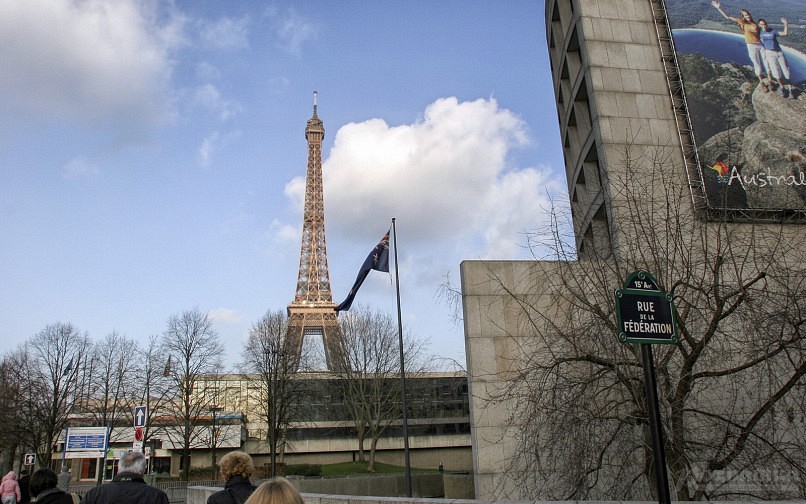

left=69, top=479, right=227, bottom=504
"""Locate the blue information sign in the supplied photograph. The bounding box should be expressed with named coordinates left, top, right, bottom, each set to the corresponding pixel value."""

left=66, top=427, right=108, bottom=451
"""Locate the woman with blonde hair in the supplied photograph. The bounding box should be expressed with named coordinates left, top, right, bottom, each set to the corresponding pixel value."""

left=207, top=451, right=258, bottom=504
left=244, top=478, right=304, bottom=504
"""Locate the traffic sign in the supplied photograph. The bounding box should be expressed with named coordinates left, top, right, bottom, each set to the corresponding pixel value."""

left=134, top=427, right=144, bottom=442
left=615, top=271, right=678, bottom=344
left=132, top=441, right=143, bottom=452
left=134, top=405, right=147, bottom=428
left=24, top=453, right=36, bottom=466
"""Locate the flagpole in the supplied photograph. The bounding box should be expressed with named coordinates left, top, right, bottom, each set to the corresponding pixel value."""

left=392, top=217, right=412, bottom=497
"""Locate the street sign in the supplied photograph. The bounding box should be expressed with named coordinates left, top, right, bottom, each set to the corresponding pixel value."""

left=65, top=450, right=109, bottom=459
left=65, top=427, right=108, bottom=451
left=24, top=453, right=36, bottom=466
left=132, top=441, right=143, bottom=452
left=134, top=405, right=147, bottom=428
left=615, top=271, right=678, bottom=344
left=134, top=427, right=144, bottom=442
left=616, top=270, right=674, bottom=504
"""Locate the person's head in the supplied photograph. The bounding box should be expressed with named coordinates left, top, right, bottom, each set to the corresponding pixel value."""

left=758, top=19, right=770, bottom=31
left=218, top=451, right=255, bottom=480
left=118, top=451, right=147, bottom=475
left=29, top=469, right=58, bottom=497
left=244, top=478, right=304, bottom=504
left=741, top=9, right=753, bottom=22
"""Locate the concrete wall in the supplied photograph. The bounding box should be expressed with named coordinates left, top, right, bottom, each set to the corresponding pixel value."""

left=462, top=260, right=570, bottom=500
left=189, top=485, right=806, bottom=504
left=187, top=473, right=475, bottom=504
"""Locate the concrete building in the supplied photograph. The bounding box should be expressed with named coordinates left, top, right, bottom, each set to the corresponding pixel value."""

left=55, top=371, right=471, bottom=482
left=462, top=0, right=805, bottom=500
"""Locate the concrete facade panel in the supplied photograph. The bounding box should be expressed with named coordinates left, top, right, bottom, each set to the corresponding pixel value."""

left=628, top=20, right=655, bottom=44
left=598, top=67, right=624, bottom=91
left=615, top=93, right=639, bottom=118
left=619, top=69, right=642, bottom=93
left=610, top=19, right=633, bottom=43
left=588, top=67, right=605, bottom=92
left=585, top=41, right=611, bottom=67
left=635, top=94, right=658, bottom=119
left=638, top=69, right=667, bottom=93
left=654, top=95, right=675, bottom=120
left=625, top=43, right=649, bottom=70
left=596, top=93, right=620, bottom=118
left=590, top=18, right=614, bottom=42
left=605, top=43, right=629, bottom=68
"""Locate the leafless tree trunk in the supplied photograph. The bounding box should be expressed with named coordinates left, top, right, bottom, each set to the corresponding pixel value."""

left=336, top=305, right=428, bottom=472
left=160, top=308, right=224, bottom=481
left=88, top=331, right=136, bottom=426
left=240, top=310, right=300, bottom=478
left=126, top=335, right=174, bottom=474
left=0, top=353, right=31, bottom=471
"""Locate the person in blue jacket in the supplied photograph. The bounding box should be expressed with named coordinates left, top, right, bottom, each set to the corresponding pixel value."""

left=758, top=17, right=795, bottom=98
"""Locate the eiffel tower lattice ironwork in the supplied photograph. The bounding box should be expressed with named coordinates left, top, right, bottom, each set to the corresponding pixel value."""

left=286, top=92, right=345, bottom=371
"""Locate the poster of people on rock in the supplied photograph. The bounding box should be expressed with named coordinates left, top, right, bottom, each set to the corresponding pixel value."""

left=666, top=0, right=806, bottom=211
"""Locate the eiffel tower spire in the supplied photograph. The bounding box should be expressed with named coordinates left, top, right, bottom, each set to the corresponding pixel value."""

left=286, top=92, right=344, bottom=371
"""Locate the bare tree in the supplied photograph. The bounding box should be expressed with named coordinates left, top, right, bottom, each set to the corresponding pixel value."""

left=12, top=323, right=92, bottom=470
left=240, top=309, right=300, bottom=477
left=160, top=308, right=225, bottom=481
left=0, top=351, right=31, bottom=471
left=477, top=144, right=806, bottom=500
left=134, top=335, right=174, bottom=469
left=335, top=305, right=428, bottom=471
left=87, top=331, right=137, bottom=427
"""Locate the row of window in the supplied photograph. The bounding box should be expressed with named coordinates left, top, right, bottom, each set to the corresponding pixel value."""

left=548, top=0, right=612, bottom=258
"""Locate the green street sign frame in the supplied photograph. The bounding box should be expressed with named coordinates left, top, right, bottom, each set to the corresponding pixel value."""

left=615, top=270, right=678, bottom=344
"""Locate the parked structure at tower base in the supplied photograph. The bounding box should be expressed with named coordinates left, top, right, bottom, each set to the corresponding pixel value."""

left=462, top=0, right=806, bottom=500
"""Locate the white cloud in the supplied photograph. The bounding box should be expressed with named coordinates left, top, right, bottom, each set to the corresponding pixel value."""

left=285, top=97, right=564, bottom=262
left=199, top=131, right=220, bottom=167
left=198, top=16, right=250, bottom=50
left=62, top=157, right=100, bottom=179
left=270, top=8, right=317, bottom=56
left=0, top=0, right=183, bottom=137
left=193, top=84, right=242, bottom=121
left=195, top=62, right=222, bottom=81
left=209, top=307, right=241, bottom=325
left=270, top=220, right=299, bottom=245
left=198, top=129, right=241, bottom=167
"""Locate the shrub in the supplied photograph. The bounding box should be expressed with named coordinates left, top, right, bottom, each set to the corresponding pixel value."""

left=284, top=464, right=322, bottom=477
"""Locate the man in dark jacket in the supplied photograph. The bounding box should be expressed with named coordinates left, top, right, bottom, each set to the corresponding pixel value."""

left=207, top=451, right=257, bottom=504
left=17, top=470, right=30, bottom=504
left=82, top=451, right=168, bottom=504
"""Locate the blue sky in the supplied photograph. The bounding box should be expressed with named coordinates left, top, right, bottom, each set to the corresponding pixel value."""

left=0, top=0, right=567, bottom=368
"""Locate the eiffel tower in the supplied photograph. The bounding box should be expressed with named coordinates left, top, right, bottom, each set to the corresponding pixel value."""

left=286, top=92, right=345, bottom=371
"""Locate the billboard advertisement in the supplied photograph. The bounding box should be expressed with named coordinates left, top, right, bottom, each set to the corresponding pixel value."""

left=665, top=1, right=806, bottom=212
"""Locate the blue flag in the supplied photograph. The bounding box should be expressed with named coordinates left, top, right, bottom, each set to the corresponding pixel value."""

left=335, top=229, right=390, bottom=312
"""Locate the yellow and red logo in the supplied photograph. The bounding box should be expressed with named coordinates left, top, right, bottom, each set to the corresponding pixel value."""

left=708, top=161, right=730, bottom=177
